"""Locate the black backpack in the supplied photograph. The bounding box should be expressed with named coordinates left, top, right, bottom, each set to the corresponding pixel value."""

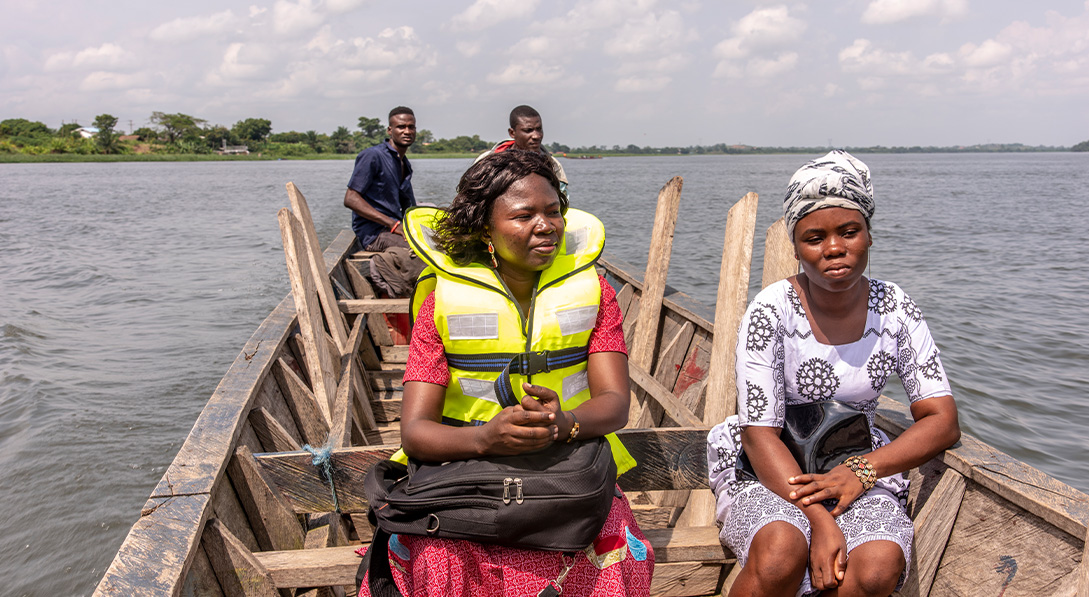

left=364, top=436, right=617, bottom=550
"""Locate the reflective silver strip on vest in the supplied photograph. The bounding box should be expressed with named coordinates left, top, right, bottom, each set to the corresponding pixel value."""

left=446, top=312, right=500, bottom=340
left=555, top=305, right=598, bottom=336
left=420, top=225, right=439, bottom=251
left=565, top=227, right=588, bottom=255
left=563, top=370, right=589, bottom=400
left=458, top=377, right=498, bottom=403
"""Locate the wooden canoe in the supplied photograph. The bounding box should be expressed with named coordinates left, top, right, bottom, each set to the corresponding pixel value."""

left=95, top=181, right=1089, bottom=597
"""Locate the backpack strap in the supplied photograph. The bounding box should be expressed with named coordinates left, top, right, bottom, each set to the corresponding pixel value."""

left=357, top=526, right=403, bottom=597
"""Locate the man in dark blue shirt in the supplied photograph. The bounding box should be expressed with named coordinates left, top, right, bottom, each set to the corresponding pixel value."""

left=343, top=106, right=417, bottom=251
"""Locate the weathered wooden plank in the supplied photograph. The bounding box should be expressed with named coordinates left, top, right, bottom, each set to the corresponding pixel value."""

left=201, top=518, right=280, bottom=597
left=249, top=407, right=302, bottom=453
left=96, top=231, right=358, bottom=597
left=370, top=392, right=402, bottom=424
left=357, top=325, right=383, bottom=370
left=1077, top=527, right=1089, bottom=597
left=337, top=298, right=410, bottom=314
left=378, top=345, right=409, bottom=364
left=629, top=176, right=683, bottom=426
left=254, top=428, right=710, bottom=514
left=369, top=370, right=404, bottom=391
left=345, top=260, right=377, bottom=299
left=631, top=504, right=681, bottom=529
left=211, top=472, right=261, bottom=553
left=929, top=482, right=1082, bottom=596
left=898, top=468, right=966, bottom=597
left=761, top=217, right=798, bottom=289
left=599, top=253, right=715, bottom=332
left=655, top=318, right=694, bottom=395
left=680, top=193, right=758, bottom=530
left=254, top=525, right=729, bottom=589
left=875, top=395, right=1089, bottom=539
left=181, top=545, right=226, bottom=597
left=651, top=562, right=724, bottom=597
left=705, top=192, right=758, bottom=425
left=628, top=365, right=703, bottom=427
left=641, top=320, right=695, bottom=428
left=228, top=445, right=306, bottom=552
left=253, top=373, right=305, bottom=447
left=287, top=183, right=351, bottom=357
left=256, top=446, right=399, bottom=514
left=615, top=282, right=635, bottom=318
left=363, top=426, right=400, bottom=446
left=95, top=494, right=211, bottom=596
left=674, top=331, right=711, bottom=413
left=280, top=208, right=339, bottom=424
left=272, top=357, right=330, bottom=448
left=623, top=293, right=642, bottom=352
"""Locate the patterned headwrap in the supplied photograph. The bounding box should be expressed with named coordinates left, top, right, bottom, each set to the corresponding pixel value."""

left=783, top=150, right=874, bottom=240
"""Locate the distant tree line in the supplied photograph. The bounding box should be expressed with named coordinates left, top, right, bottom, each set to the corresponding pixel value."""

left=0, top=113, right=494, bottom=158
left=547, top=141, right=1072, bottom=156
left=1, top=114, right=1081, bottom=158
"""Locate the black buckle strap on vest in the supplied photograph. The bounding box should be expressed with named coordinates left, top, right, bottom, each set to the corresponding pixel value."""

left=493, top=346, right=589, bottom=408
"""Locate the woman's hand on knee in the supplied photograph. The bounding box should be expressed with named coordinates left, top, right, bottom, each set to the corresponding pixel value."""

left=808, top=519, right=848, bottom=591
left=788, top=466, right=865, bottom=516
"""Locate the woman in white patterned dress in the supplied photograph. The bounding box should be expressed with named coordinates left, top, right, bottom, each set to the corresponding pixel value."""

left=707, top=151, right=961, bottom=596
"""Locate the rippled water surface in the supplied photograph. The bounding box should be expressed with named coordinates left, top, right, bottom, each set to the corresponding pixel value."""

left=1, top=154, right=1087, bottom=595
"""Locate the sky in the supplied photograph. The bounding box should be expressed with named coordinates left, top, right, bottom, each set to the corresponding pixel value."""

left=2, top=0, right=1088, bottom=148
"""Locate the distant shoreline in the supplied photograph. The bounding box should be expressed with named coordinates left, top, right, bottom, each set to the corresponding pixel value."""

left=1, top=147, right=1080, bottom=164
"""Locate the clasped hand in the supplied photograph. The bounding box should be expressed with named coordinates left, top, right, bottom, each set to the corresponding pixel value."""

left=788, top=466, right=865, bottom=590
left=481, top=383, right=563, bottom=455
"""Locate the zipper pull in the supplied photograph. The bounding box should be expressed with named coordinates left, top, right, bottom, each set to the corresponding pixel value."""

left=515, top=478, right=524, bottom=504
left=503, top=477, right=512, bottom=504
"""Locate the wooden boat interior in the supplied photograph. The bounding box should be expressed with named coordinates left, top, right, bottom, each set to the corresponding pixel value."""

left=96, top=180, right=1089, bottom=597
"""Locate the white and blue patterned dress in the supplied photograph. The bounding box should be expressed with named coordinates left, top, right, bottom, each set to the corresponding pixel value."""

left=707, top=278, right=952, bottom=596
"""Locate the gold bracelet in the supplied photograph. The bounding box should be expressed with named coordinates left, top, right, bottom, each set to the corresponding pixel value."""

left=843, top=455, right=876, bottom=492
left=565, top=412, right=580, bottom=443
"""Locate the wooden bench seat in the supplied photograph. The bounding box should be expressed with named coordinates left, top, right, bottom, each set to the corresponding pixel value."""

left=254, top=525, right=733, bottom=591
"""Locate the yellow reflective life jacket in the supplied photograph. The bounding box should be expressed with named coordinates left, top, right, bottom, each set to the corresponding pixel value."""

left=396, top=205, right=636, bottom=475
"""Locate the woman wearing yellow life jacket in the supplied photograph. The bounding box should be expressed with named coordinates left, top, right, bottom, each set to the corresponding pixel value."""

left=358, top=150, right=652, bottom=596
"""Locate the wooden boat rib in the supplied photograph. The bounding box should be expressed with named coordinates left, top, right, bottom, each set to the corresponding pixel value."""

left=96, top=181, right=1089, bottom=597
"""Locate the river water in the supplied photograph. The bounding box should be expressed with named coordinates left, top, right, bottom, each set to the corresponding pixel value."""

left=1, top=154, right=1087, bottom=595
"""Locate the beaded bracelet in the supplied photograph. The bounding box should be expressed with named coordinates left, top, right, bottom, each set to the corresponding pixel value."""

left=843, top=455, right=877, bottom=492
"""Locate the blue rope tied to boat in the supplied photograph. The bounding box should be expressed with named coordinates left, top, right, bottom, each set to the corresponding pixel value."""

left=303, top=441, right=341, bottom=513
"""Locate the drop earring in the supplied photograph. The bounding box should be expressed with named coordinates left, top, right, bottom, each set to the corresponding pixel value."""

left=487, top=241, right=498, bottom=269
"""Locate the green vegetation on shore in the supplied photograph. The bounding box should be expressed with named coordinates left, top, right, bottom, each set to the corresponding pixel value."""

left=2, top=113, right=1085, bottom=163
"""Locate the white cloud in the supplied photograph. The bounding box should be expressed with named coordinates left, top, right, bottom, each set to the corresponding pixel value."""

left=44, top=43, right=137, bottom=72
left=838, top=39, right=915, bottom=75
left=604, top=10, right=690, bottom=56
left=449, top=0, right=540, bottom=31
left=207, top=42, right=274, bottom=85
left=748, top=52, right=798, bottom=78
left=614, top=75, right=671, bottom=93
left=79, top=71, right=150, bottom=92
left=456, top=40, right=482, bottom=57
left=486, top=59, right=565, bottom=85
left=272, top=0, right=325, bottom=36
left=959, top=39, right=1013, bottom=68
left=337, top=27, right=433, bottom=69
left=148, top=10, right=236, bottom=43
left=711, top=6, right=805, bottom=79
left=325, top=0, right=369, bottom=14
left=860, top=0, right=968, bottom=25
left=721, top=6, right=806, bottom=54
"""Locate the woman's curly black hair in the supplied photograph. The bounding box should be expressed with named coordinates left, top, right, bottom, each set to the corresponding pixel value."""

left=433, top=150, right=568, bottom=266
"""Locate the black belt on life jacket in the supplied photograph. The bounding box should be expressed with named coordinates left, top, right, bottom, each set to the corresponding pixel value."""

left=444, top=345, right=589, bottom=408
